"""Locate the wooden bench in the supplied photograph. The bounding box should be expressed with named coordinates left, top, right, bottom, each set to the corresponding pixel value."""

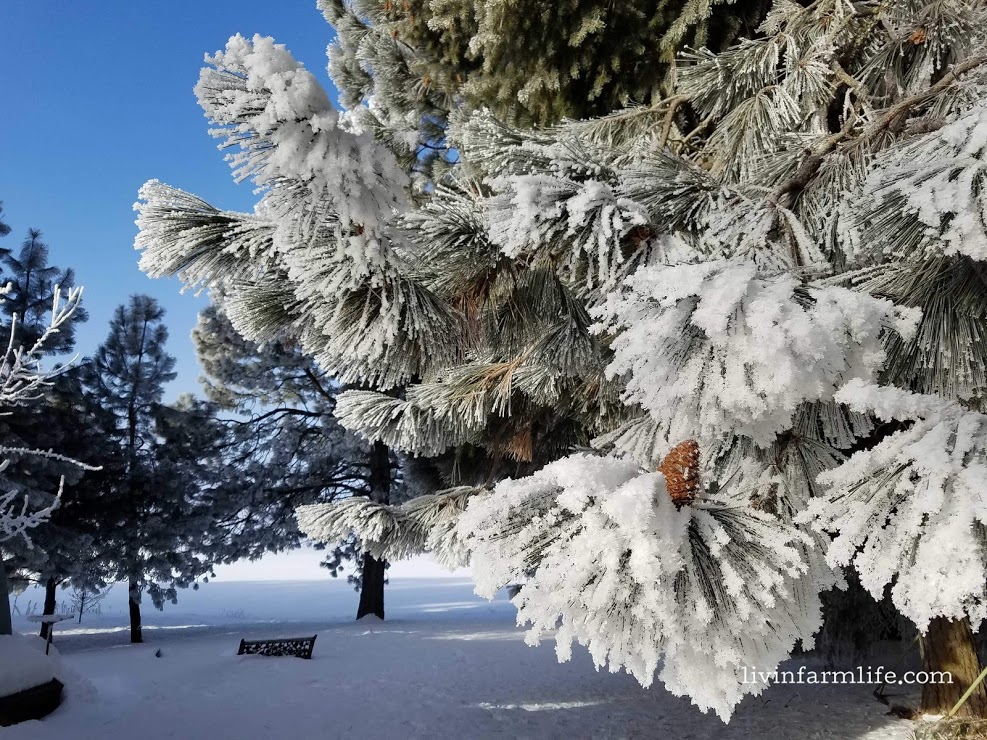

left=237, top=635, right=317, bottom=659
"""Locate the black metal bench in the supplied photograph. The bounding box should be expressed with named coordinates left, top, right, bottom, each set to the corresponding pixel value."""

left=237, top=634, right=317, bottom=659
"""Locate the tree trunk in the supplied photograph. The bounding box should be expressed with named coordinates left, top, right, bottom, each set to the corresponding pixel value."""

left=356, top=553, right=386, bottom=620
left=0, top=557, right=11, bottom=636
left=355, top=441, right=390, bottom=621
left=920, top=616, right=987, bottom=717
left=38, top=577, right=57, bottom=639
left=128, top=578, right=142, bottom=644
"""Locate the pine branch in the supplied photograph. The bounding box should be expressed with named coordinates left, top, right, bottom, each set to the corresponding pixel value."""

left=659, top=94, right=690, bottom=149
left=771, top=49, right=987, bottom=208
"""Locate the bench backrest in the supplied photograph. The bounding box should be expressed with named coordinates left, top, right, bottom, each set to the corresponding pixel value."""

left=237, top=635, right=317, bottom=659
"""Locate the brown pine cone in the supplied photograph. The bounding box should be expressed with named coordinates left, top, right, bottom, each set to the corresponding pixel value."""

left=659, top=439, right=700, bottom=508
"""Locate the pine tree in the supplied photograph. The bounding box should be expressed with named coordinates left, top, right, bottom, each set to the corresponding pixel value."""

left=322, top=0, right=770, bottom=130
left=0, top=228, right=95, bottom=637
left=439, top=1, right=987, bottom=719
left=21, top=370, right=113, bottom=640
left=0, top=283, right=87, bottom=635
left=0, top=216, right=93, bottom=637
left=191, top=302, right=399, bottom=618
left=84, top=295, right=215, bottom=643
left=133, top=0, right=987, bottom=722
left=1, top=229, right=85, bottom=351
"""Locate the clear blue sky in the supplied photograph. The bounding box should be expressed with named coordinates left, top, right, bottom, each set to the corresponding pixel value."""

left=0, top=1, right=341, bottom=399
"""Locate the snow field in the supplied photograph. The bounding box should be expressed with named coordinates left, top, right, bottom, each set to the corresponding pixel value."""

left=6, top=578, right=912, bottom=739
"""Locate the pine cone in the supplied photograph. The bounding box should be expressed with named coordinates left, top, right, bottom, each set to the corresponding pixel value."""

left=659, top=439, right=700, bottom=508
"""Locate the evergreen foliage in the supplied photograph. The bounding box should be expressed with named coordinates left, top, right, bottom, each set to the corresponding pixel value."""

left=0, top=203, right=11, bottom=239
left=0, top=279, right=88, bottom=635
left=0, top=215, right=96, bottom=636
left=133, top=0, right=987, bottom=721
left=321, top=0, right=770, bottom=129
left=83, top=295, right=215, bottom=642
left=192, top=302, right=376, bottom=583
left=0, top=229, right=86, bottom=352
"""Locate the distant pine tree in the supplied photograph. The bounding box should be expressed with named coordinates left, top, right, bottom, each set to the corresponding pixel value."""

left=192, top=302, right=413, bottom=619
left=0, top=202, right=11, bottom=239
left=1, top=228, right=86, bottom=351
left=0, top=221, right=94, bottom=639
left=84, top=295, right=216, bottom=643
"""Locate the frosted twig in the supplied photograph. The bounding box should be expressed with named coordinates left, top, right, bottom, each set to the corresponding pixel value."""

left=0, top=284, right=94, bottom=546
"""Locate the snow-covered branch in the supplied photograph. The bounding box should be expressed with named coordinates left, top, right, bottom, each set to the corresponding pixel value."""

left=0, top=284, right=83, bottom=408
left=594, top=258, right=919, bottom=452
left=0, top=284, right=93, bottom=545
left=296, top=486, right=482, bottom=568
left=803, top=381, right=987, bottom=631
left=0, top=473, right=62, bottom=545
left=457, top=454, right=821, bottom=721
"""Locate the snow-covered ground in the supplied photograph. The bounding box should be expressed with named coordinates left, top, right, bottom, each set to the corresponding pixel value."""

left=6, top=577, right=913, bottom=739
